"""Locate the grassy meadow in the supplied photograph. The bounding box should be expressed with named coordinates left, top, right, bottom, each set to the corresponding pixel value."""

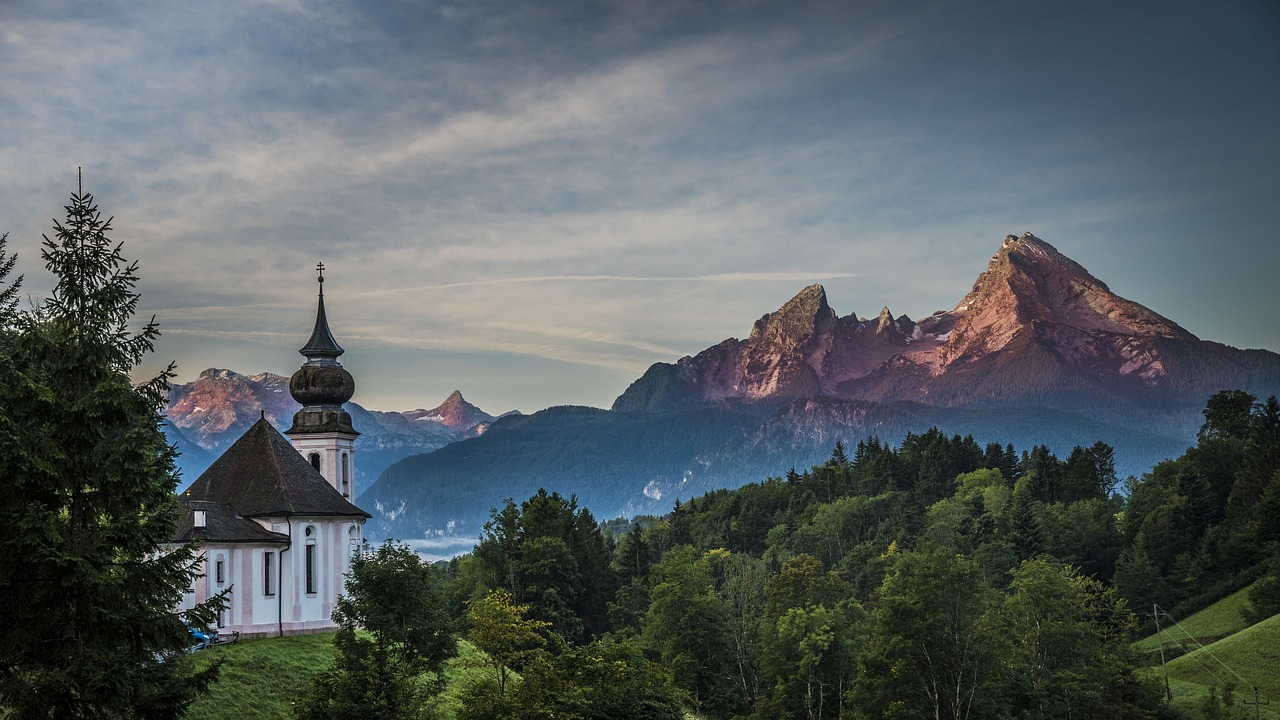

left=185, top=634, right=493, bottom=720
left=1133, top=585, right=1279, bottom=720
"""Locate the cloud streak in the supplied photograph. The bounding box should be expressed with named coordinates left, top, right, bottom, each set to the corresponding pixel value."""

left=357, top=271, right=861, bottom=295
left=2, top=0, right=1277, bottom=413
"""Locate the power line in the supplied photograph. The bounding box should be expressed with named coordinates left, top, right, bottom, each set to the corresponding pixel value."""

left=1150, top=603, right=1274, bottom=714
left=1157, top=604, right=1264, bottom=691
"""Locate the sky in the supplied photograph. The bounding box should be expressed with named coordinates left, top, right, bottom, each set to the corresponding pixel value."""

left=1, top=0, right=1278, bottom=415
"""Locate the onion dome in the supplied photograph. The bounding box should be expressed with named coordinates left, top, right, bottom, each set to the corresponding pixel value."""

left=286, top=264, right=359, bottom=436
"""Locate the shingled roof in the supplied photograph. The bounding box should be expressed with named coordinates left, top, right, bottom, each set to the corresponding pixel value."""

left=172, top=499, right=290, bottom=545
left=182, top=417, right=371, bottom=519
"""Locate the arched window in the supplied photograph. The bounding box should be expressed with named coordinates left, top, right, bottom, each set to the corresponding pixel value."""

left=308, top=452, right=321, bottom=472
left=341, top=452, right=350, bottom=497
left=305, top=526, right=317, bottom=595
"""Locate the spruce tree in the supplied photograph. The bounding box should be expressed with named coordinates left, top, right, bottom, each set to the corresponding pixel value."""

left=1008, top=489, right=1043, bottom=561
left=0, top=231, right=20, bottom=321
left=0, top=183, right=220, bottom=717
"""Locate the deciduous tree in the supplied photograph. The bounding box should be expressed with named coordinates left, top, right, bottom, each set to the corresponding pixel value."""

left=465, top=588, right=551, bottom=698
left=852, top=549, right=1000, bottom=720
left=296, top=540, right=455, bottom=720
left=1000, top=557, right=1153, bottom=719
left=642, top=546, right=736, bottom=715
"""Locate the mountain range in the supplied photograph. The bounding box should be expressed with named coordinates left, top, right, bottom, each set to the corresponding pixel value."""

left=358, top=233, right=1280, bottom=541
left=162, top=370, right=503, bottom=487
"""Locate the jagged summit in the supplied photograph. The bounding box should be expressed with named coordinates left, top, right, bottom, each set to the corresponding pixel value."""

left=876, top=307, right=895, bottom=334
left=403, top=390, right=496, bottom=429
left=747, top=284, right=834, bottom=346
left=613, top=282, right=915, bottom=411
left=614, top=232, right=1276, bottom=415
left=952, top=232, right=1193, bottom=343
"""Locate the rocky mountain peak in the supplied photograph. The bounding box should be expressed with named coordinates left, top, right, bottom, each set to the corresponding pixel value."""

left=200, top=367, right=242, bottom=381
left=946, top=233, right=1194, bottom=361
left=404, top=390, right=495, bottom=429
left=166, top=368, right=297, bottom=450
left=875, top=307, right=895, bottom=334
left=747, top=284, right=834, bottom=349
left=614, top=231, right=1262, bottom=417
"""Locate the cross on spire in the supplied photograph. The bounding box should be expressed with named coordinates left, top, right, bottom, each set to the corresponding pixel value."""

left=300, top=261, right=343, bottom=362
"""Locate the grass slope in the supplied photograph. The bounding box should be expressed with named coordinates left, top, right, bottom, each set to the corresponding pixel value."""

left=186, top=632, right=336, bottom=720
left=1134, top=585, right=1256, bottom=658
left=1138, top=611, right=1280, bottom=720
left=1132, top=584, right=1280, bottom=719
left=184, top=634, right=496, bottom=720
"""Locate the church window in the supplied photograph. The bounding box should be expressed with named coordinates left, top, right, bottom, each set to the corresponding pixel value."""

left=216, top=608, right=225, bottom=629
left=305, top=543, right=317, bottom=595
left=341, top=452, right=350, bottom=497
left=215, top=556, right=225, bottom=585
left=309, top=452, right=321, bottom=472
left=264, top=551, right=275, bottom=596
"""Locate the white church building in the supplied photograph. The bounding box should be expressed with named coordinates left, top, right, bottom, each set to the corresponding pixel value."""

left=172, top=267, right=369, bottom=638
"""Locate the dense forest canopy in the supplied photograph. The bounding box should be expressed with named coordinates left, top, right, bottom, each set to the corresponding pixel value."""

left=314, top=389, right=1277, bottom=720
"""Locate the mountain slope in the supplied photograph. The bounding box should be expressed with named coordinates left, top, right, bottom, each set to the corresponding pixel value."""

left=362, top=405, right=762, bottom=539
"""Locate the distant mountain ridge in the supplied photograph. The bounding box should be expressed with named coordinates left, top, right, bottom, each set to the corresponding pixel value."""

left=163, top=369, right=504, bottom=487
left=615, top=233, right=1277, bottom=417
left=361, top=233, right=1280, bottom=541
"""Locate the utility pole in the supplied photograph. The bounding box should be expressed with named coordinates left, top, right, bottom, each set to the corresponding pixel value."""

left=1153, top=604, right=1171, bottom=701
left=1243, top=686, right=1268, bottom=720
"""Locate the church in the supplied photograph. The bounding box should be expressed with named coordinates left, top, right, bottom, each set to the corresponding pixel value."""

left=171, top=267, right=370, bottom=638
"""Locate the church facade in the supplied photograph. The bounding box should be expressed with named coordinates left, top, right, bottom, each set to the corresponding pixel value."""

left=172, top=268, right=369, bottom=638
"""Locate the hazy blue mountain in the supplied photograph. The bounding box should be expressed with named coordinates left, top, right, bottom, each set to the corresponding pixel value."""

left=359, top=234, right=1279, bottom=542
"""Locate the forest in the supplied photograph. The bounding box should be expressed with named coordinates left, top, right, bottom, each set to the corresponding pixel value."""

left=297, top=389, right=1280, bottom=720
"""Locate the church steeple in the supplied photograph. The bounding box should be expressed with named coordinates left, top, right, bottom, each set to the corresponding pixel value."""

left=299, top=262, right=344, bottom=366
left=286, top=264, right=359, bottom=498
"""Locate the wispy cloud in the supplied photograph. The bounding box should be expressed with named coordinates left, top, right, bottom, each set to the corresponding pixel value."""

left=3, top=0, right=1277, bottom=412
left=357, top=271, right=860, bottom=295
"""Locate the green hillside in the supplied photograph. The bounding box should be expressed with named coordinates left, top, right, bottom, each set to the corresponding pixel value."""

left=185, top=633, right=493, bottom=720
left=186, top=633, right=336, bottom=720
left=1136, top=602, right=1280, bottom=720
left=1134, top=584, right=1256, bottom=659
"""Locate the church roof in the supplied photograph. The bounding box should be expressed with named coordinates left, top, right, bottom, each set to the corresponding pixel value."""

left=182, top=417, right=371, bottom=520
left=172, top=499, right=290, bottom=545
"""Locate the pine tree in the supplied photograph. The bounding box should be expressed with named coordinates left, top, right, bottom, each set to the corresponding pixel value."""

left=0, top=183, right=220, bottom=717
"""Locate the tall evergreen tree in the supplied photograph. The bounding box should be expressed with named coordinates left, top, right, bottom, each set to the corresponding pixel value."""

left=0, top=184, right=220, bottom=717
left=473, top=489, right=616, bottom=642
left=1008, top=489, right=1044, bottom=561
left=0, top=231, right=20, bottom=322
